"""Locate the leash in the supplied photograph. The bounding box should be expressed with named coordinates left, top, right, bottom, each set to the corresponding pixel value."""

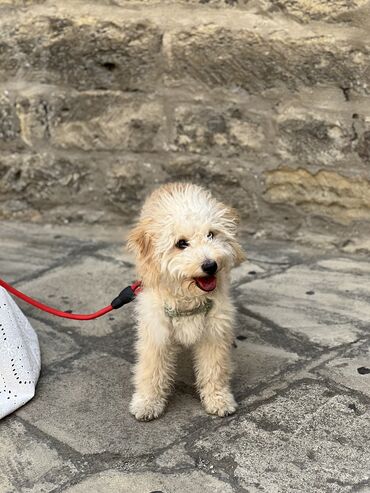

left=0, top=278, right=142, bottom=321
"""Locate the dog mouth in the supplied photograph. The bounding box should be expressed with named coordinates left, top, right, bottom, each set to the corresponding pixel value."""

left=194, top=275, right=217, bottom=292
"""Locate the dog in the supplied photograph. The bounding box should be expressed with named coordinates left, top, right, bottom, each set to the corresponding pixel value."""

left=127, top=182, right=245, bottom=421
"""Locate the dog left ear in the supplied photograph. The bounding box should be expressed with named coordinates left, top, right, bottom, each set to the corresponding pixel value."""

left=230, top=239, right=246, bottom=266
left=225, top=206, right=240, bottom=226
left=221, top=205, right=246, bottom=266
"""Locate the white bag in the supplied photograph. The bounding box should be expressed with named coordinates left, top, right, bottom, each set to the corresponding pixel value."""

left=0, top=287, right=41, bottom=419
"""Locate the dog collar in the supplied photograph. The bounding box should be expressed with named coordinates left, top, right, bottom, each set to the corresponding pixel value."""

left=164, top=299, right=213, bottom=319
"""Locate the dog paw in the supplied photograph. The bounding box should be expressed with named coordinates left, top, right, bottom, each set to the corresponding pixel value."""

left=130, top=394, right=166, bottom=421
left=202, top=391, right=237, bottom=417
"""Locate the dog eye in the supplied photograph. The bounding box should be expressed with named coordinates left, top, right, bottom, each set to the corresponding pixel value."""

left=176, top=239, right=189, bottom=249
left=207, top=231, right=215, bottom=240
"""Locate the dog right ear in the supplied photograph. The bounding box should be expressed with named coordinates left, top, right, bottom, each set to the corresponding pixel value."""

left=127, top=218, right=160, bottom=287
left=127, top=218, right=153, bottom=260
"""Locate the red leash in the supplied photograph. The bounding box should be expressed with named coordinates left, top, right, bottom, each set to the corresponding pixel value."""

left=0, top=278, right=142, bottom=321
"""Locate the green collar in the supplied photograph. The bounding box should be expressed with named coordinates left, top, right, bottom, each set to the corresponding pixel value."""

left=164, top=299, right=213, bottom=319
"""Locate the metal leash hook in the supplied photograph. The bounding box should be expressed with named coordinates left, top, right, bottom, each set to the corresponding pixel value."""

left=0, top=278, right=142, bottom=321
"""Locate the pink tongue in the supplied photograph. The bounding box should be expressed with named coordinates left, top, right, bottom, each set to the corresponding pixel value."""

left=195, top=275, right=217, bottom=292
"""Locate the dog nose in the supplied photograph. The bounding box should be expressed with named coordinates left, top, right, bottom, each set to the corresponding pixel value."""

left=201, top=259, right=218, bottom=276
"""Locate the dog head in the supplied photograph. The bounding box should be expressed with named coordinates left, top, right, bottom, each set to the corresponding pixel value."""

left=127, top=183, right=245, bottom=297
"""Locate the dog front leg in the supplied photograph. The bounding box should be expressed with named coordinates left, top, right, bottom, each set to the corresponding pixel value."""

left=193, top=328, right=237, bottom=417
left=130, top=326, right=177, bottom=421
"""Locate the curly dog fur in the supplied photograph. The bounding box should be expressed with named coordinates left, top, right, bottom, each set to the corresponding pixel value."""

left=127, top=182, right=245, bottom=421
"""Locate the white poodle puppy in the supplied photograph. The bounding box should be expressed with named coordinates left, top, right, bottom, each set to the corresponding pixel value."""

left=127, top=182, right=245, bottom=421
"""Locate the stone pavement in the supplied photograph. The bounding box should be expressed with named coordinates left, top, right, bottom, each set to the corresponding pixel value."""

left=1, top=220, right=370, bottom=493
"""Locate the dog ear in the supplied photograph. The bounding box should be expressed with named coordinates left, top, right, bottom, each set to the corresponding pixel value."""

left=219, top=205, right=246, bottom=266
left=127, top=218, right=153, bottom=260
left=225, top=206, right=240, bottom=226
left=230, top=239, right=246, bottom=267
left=127, top=218, right=160, bottom=287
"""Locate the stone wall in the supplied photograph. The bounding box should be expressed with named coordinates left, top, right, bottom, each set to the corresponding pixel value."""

left=1, top=0, right=370, bottom=241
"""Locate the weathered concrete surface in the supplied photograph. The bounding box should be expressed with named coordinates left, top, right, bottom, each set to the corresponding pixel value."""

left=64, top=469, right=236, bottom=493
left=1, top=220, right=370, bottom=492
left=193, top=383, right=370, bottom=492
left=236, top=258, right=370, bottom=347
left=0, top=419, right=79, bottom=493
left=1, top=0, right=370, bottom=242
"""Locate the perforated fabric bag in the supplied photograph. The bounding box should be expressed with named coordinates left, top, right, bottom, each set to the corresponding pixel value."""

left=0, top=287, right=41, bottom=419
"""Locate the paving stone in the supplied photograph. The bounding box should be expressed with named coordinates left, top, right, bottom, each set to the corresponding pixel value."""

left=75, top=303, right=137, bottom=364
left=193, top=382, right=370, bottom=492
left=232, top=341, right=300, bottom=400
left=230, top=260, right=267, bottom=285
left=64, top=469, right=235, bottom=493
left=155, top=441, right=196, bottom=469
left=234, top=311, right=311, bottom=357
left=0, top=221, right=83, bottom=283
left=248, top=381, right=338, bottom=433
left=2, top=220, right=370, bottom=492
left=357, top=486, right=370, bottom=493
left=92, top=244, right=135, bottom=266
left=17, top=352, right=206, bottom=455
left=29, top=317, right=80, bottom=368
left=232, top=236, right=323, bottom=285
left=317, top=343, right=370, bottom=399
left=245, top=237, right=320, bottom=266
left=175, top=331, right=299, bottom=402
left=17, top=257, right=136, bottom=337
left=237, top=261, right=370, bottom=347
left=317, top=257, right=370, bottom=275
left=0, top=417, right=78, bottom=493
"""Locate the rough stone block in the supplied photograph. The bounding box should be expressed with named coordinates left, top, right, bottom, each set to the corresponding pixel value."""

left=0, top=93, right=22, bottom=149
left=162, top=155, right=258, bottom=216
left=271, top=0, right=369, bottom=23
left=105, top=157, right=168, bottom=217
left=0, top=11, right=162, bottom=91
left=0, top=152, right=94, bottom=215
left=173, top=103, right=266, bottom=156
left=50, top=92, right=163, bottom=152
left=263, top=168, right=370, bottom=224
left=166, top=20, right=370, bottom=95
left=0, top=151, right=168, bottom=223
left=276, top=104, right=355, bottom=167
left=0, top=0, right=47, bottom=4
left=13, top=88, right=165, bottom=152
